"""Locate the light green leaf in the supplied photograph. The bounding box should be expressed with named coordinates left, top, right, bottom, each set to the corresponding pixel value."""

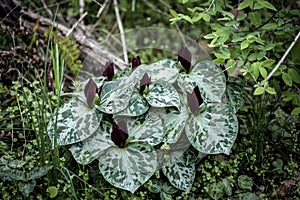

left=256, top=0, right=277, bottom=11
left=144, top=82, right=181, bottom=109
left=69, top=121, right=112, bottom=165
left=238, top=0, right=254, bottom=10
left=99, top=142, right=157, bottom=193
left=265, top=87, right=276, bottom=95
left=181, top=15, right=193, bottom=24
left=288, top=68, right=300, bottom=84
left=202, top=13, right=211, bottom=22
left=170, top=9, right=178, bottom=18
left=185, top=103, right=238, bottom=155
left=47, top=98, right=101, bottom=146
left=282, top=72, right=293, bottom=86
left=241, top=40, right=249, bottom=50
left=47, top=186, right=59, bottom=198
left=162, top=158, right=195, bottom=192
left=291, top=107, right=300, bottom=115
left=254, top=87, right=265, bottom=95
left=238, top=175, right=253, bottom=190
left=258, top=66, right=268, bottom=78
left=261, top=23, right=277, bottom=30
left=248, top=12, right=261, bottom=27
left=127, top=112, right=164, bottom=146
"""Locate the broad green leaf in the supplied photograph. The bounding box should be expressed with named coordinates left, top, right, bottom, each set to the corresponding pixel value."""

left=181, top=15, right=193, bottom=24
left=98, top=78, right=136, bottom=114
left=282, top=72, right=293, bottom=86
left=144, top=82, right=181, bottom=109
left=18, top=180, right=36, bottom=197
left=117, top=92, right=149, bottom=117
left=47, top=186, right=59, bottom=198
left=265, top=87, right=276, bottom=95
left=127, top=112, right=164, bottom=146
left=99, top=142, right=157, bottom=193
left=0, top=156, right=26, bottom=168
left=225, top=81, right=245, bottom=113
left=169, top=9, right=178, bottom=18
left=178, top=60, right=226, bottom=102
left=237, top=13, right=247, bottom=21
left=0, top=168, right=26, bottom=181
left=291, top=107, right=300, bottom=115
left=288, top=68, right=300, bottom=84
left=248, top=12, right=261, bottom=27
left=254, top=87, right=265, bottom=95
left=222, top=178, right=232, bottom=196
left=238, top=0, right=254, bottom=10
left=185, top=103, right=238, bottom=155
left=26, top=165, right=53, bottom=180
left=241, top=40, right=249, bottom=50
left=256, top=0, right=277, bottom=11
left=202, top=13, right=211, bottom=22
left=262, top=59, right=276, bottom=68
left=207, top=181, right=226, bottom=200
left=69, top=121, right=112, bottom=165
left=162, top=158, right=195, bottom=191
left=261, top=23, right=277, bottom=30
left=163, top=108, right=189, bottom=143
left=258, top=66, right=267, bottom=78
left=239, top=192, right=259, bottom=200
left=47, top=98, right=101, bottom=146
left=238, top=175, right=253, bottom=190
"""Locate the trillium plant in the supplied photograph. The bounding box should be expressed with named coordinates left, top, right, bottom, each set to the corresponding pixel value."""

left=47, top=47, right=244, bottom=193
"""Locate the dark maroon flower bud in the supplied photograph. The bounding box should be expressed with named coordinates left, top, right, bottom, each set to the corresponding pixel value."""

left=111, top=122, right=129, bottom=148
left=187, top=86, right=203, bottom=116
left=178, top=46, right=192, bottom=73
left=103, top=62, right=114, bottom=81
left=219, top=64, right=228, bottom=80
left=140, top=73, right=151, bottom=94
left=131, top=56, right=141, bottom=70
left=84, top=79, right=97, bottom=109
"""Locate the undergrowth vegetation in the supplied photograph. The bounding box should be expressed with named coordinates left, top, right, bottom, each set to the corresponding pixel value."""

left=0, top=0, right=299, bottom=199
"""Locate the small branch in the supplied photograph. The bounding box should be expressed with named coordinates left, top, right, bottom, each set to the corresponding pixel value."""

left=67, top=11, right=88, bottom=36
left=94, top=0, right=109, bottom=18
left=79, top=0, right=85, bottom=20
left=113, top=0, right=128, bottom=64
left=265, top=31, right=300, bottom=82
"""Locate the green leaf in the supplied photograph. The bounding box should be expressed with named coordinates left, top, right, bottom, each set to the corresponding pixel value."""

left=0, top=156, right=26, bottom=168
left=261, top=23, right=278, bottom=30
left=0, top=168, right=26, bottom=181
left=241, top=40, right=249, bottom=50
left=47, top=98, right=101, bottom=146
left=237, top=13, right=247, bottom=21
left=265, top=87, right=276, bottom=95
left=181, top=15, right=194, bottom=24
left=185, top=103, right=238, bottom=155
left=254, top=87, right=265, bottom=95
left=163, top=108, right=189, bottom=143
left=207, top=181, right=226, bottom=200
left=288, top=68, right=300, bottom=84
left=248, top=12, right=261, bottom=27
left=239, top=192, right=259, bottom=200
left=291, top=107, right=300, bottom=115
left=225, top=80, right=245, bottom=113
left=127, top=112, right=164, bottom=146
left=47, top=186, right=59, bottom=198
left=282, top=72, right=293, bottom=86
left=26, top=165, right=53, bottom=180
left=144, top=82, right=181, bottom=109
left=202, top=13, right=211, bottom=22
left=258, top=66, right=267, bottom=78
left=238, top=0, right=254, bottom=10
left=162, top=158, right=195, bottom=192
left=256, top=0, right=277, bottom=11
left=69, top=121, right=112, bottom=165
left=99, top=142, right=157, bottom=193
left=170, top=9, right=178, bottom=18
left=18, top=180, right=36, bottom=197
left=238, top=175, right=253, bottom=190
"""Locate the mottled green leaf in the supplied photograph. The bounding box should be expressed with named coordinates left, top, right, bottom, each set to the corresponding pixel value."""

left=162, top=157, right=195, bottom=191
left=0, top=156, right=26, bottom=168
left=99, top=142, right=157, bottom=193
left=69, top=121, right=112, bottom=165
left=26, top=165, right=53, bottom=180
left=144, top=82, right=181, bottom=109
left=18, top=180, right=36, bottom=197
left=0, top=168, right=26, bottom=181
left=127, top=112, right=164, bottom=146
left=186, top=103, right=238, bottom=155
left=225, top=81, right=245, bottom=113
left=238, top=175, right=253, bottom=190
left=47, top=98, right=101, bottom=146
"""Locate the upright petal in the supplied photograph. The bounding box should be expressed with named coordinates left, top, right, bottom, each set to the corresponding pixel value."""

left=103, top=62, right=115, bottom=81
left=84, top=79, right=97, bottom=108
left=178, top=46, right=192, bottom=73
left=111, top=122, right=129, bottom=148
left=140, top=73, right=151, bottom=94
left=131, top=56, right=141, bottom=70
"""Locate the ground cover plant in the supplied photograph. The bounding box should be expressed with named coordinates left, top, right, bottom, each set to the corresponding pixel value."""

left=0, top=0, right=299, bottom=199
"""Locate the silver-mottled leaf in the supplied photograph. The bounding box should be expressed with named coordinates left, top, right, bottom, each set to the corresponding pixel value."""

left=0, top=167, right=26, bottom=181
left=185, top=103, right=238, bottom=155
left=18, top=180, right=36, bottom=197
left=99, top=142, right=157, bottom=193
left=162, top=157, right=195, bottom=192
left=144, top=83, right=180, bottom=109
left=0, top=156, right=26, bottom=168
left=47, top=98, right=101, bottom=147
left=225, top=81, right=245, bottom=113
left=69, top=121, right=112, bottom=165
left=26, top=165, right=53, bottom=180
left=127, top=112, right=164, bottom=146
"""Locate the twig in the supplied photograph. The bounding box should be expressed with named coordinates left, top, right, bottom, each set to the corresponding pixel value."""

left=265, top=31, right=300, bottom=82
left=95, top=0, right=110, bottom=18
left=79, top=0, right=85, bottom=20
left=113, top=0, right=128, bottom=64
left=41, top=0, right=53, bottom=17
left=66, top=11, right=88, bottom=36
